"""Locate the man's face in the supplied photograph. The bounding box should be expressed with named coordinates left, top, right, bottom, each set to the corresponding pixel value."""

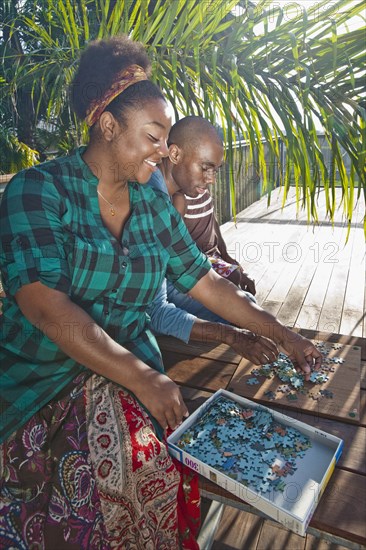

left=172, top=138, right=224, bottom=197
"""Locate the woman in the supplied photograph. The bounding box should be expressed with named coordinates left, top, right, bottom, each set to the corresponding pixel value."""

left=0, top=36, right=321, bottom=549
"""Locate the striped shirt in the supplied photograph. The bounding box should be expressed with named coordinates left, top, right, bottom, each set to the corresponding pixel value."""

left=184, top=190, right=219, bottom=256
left=0, top=147, right=210, bottom=442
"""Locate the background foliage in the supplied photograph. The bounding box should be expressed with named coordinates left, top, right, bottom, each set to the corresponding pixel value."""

left=0, top=0, right=365, bottom=233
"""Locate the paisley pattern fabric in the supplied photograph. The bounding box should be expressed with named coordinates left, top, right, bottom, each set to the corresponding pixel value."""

left=208, top=251, right=239, bottom=279
left=0, top=373, right=200, bottom=549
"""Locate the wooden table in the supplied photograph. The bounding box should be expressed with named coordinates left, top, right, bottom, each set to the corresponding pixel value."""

left=158, top=329, right=366, bottom=549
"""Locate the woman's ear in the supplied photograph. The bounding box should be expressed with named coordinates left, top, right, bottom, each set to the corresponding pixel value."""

left=168, top=144, right=182, bottom=165
left=98, top=111, right=118, bottom=142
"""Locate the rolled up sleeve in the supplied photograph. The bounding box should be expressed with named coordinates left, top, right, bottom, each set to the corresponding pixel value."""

left=0, top=169, right=71, bottom=296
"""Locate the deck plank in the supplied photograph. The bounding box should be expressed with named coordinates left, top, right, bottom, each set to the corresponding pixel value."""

left=311, top=469, right=366, bottom=546
left=318, top=223, right=358, bottom=334
left=339, top=223, right=366, bottom=337
left=264, top=224, right=321, bottom=306
left=200, top=469, right=366, bottom=546
left=222, top=188, right=365, bottom=336
left=295, top=228, right=340, bottom=331
left=157, top=335, right=242, bottom=363
left=305, top=534, right=350, bottom=550
left=210, top=507, right=263, bottom=550
left=162, top=350, right=238, bottom=392
left=256, top=519, right=306, bottom=550
left=361, top=362, right=366, bottom=390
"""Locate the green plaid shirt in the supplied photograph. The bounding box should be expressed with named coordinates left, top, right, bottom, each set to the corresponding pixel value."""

left=0, top=147, right=210, bottom=442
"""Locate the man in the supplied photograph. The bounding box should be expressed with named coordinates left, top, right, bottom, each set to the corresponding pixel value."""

left=160, top=116, right=255, bottom=296
left=146, top=117, right=270, bottom=364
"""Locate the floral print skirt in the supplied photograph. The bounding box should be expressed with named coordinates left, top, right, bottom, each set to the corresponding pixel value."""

left=0, top=373, right=200, bottom=549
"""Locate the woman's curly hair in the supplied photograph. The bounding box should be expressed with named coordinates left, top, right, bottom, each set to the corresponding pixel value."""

left=71, top=35, right=164, bottom=125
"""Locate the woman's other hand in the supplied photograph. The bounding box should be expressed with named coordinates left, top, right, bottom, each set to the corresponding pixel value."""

left=280, top=332, right=322, bottom=381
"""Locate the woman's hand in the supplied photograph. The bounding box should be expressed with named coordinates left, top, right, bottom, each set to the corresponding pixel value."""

left=280, top=331, right=322, bottom=380
left=224, top=327, right=279, bottom=365
left=135, top=370, right=189, bottom=431
left=189, top=271, right=322, bottom=380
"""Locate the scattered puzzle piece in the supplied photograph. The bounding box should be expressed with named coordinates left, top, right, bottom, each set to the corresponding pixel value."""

left=264, top=390, right=276, bottom=400
left=251, top=342, right=347, bottom=403
left=286, top=393, right=298, bottom=401
left=332, top=343, right=343, bottom=350
left=247, top=377, right=259, bottom=386
left=278, top=384, right=291, bottom=394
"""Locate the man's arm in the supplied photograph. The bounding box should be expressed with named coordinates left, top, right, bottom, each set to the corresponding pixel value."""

left=148, top=280, right=278, bottom=364
left=147, top=280, right=196, bottom=343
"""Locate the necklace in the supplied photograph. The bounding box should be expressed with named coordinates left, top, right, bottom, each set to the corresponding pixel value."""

left=97, top=185, right=127, bottom=216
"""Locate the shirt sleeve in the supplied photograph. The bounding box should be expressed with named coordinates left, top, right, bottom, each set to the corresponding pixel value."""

left=0, top=168, right=71, bottom=297
left=147, top=279, right=196, bottom=343
left=165, top=203, right=211, bottom=293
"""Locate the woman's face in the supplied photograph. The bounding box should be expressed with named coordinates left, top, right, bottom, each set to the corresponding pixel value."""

left=111, top=98, right=172, bottom=184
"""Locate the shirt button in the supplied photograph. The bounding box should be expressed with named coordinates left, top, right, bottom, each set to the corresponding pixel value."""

left=111, top=288, right=117, bottom=293
left=121, top=261, right=127, bottom=269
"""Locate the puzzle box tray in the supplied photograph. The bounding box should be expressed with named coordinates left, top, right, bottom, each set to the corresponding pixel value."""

left=167, top=389, right=343, bottom=536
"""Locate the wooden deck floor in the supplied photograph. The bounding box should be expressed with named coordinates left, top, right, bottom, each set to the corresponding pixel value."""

left=221, top=187, right=366, bottom=338
left=198, top=187, right=366, bottom=550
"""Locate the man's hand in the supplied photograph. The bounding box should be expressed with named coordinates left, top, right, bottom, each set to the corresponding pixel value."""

left=224, top=328, right=279, bottom=365
left=239, top=270, right=256, bottom=295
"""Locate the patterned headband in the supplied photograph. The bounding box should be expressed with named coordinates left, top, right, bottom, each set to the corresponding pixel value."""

left=85, top=64, right=148, bottom=127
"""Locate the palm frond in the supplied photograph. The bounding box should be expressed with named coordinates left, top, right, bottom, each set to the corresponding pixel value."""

left=0, top=0, right=364, bottom=234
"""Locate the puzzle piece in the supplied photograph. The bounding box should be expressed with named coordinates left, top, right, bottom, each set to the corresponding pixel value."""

left=259, top=342, right=345, bottom=403
left=320, top=389, right=334, bottom=399
left=290, top=376, right=303, bottom=389
left=309, top=391, right=321, bottom=400
left=309, top=371, right=329, bottom=384
left=247, top=377, right=259, bottom=385
left=278, top=384, right=291, bottom=393
left=286, top=393, right=298, bottom=401
left=264, top=390, right=276, bottom=400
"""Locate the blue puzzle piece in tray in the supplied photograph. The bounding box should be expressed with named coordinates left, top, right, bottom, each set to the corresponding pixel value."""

left=176, top=396, right=312, bottom=495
